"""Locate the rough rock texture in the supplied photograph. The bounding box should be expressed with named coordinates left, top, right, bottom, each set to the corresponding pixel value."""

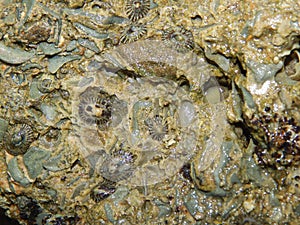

left=0, top=0, right=299, bottom=224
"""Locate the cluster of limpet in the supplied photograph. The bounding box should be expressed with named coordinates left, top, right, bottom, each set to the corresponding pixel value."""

left=3, top=123, right=35, bottom=156
left=78, top=86, right=116, bottom=130
left=125, top=0, right=150, bottom=22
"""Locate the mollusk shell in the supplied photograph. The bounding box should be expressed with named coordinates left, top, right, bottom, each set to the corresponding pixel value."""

left=4, top=123, right=35, bottom=156
left=125, top=0, right=150, bottom=22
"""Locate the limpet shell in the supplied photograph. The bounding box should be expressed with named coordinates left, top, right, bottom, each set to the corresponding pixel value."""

left=162, top=26, right=195, bottom=53
left=90, top=180, right=116, bottom=203
left=144, top=115, right=168, bottom=141
left=78, top=87, right=117, bottom=130
left=100, top=146, right=136, bottom=182
left=120, top=23, right=147, bottom=43
left=37, top=74, right=58, bottom=93
left=125, top=0, right=150, bottom=22
left=4, top=123, right=35, bottom=156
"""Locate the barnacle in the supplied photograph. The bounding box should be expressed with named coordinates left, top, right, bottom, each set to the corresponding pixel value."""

left=120, top=23, right=147, bottom=43
left=90, top=180, right=116, bottom=203
left=78, top=87, right=114, bottom=130
left=133, top=97, right=173, bottom=145
left=112, top=146, right=136, bottom=162
left=21, top=21, right=51, bottom=44
left=144, top=115, right=168, bottom=141
left=284, top=50, right=300, bottom=80
left=37, top=78, right=53, bottom=93
left=125, top=0, right=150, bottom=22
left=37, top=75, right=57, bottom=93
left=4, top=123, right=35, bottom=156
left=99, top=146, right=136, bottom=182
left=78, top=96, right=105, bottom=125
left=40, top=128, right=61, bottom=149
left=162, top=26, right=195, bottom=53
left=250, top=108, right=300, bottom=168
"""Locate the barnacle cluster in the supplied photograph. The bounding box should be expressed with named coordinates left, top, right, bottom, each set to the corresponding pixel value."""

left=249, top=108, right=300, bottom=169
left=122, top=0, right=150, bottom=44
left=3, top=123, right=35, bottom=156
left=70, top=67, right=202, bottom=186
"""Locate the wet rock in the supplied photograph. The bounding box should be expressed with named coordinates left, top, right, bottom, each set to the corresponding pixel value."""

left=23, top=147, right=51, bottom=179
left=0, top=42, right=35, bottom=64
left=16, top=196, right=42, bottom=223
left=22, top=22, right=51, bottom=44
left=48, top=55, right=81, bottom=74
left=66, top=0, right=85, bottom=9
left=246, top=60, right=283, bottom=83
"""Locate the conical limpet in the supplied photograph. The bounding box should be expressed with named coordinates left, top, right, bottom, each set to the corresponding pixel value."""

left=78, top=87, right=114, bottom=130
left=120, top=23, right=147, bottom=43
left=4, top=123, right=35, bottom=156
left=99, top=147, right=136, bottom=182
left=125, top=0, right=150, bottom=22
left=90, top=179, right=116, bottom=203
left=162, top=26, right=195, bottom=53
left=144, top=115, right=168, bottom=141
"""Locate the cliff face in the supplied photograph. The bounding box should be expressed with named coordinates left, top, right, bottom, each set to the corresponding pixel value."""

left=0, top=0, right=299, bottom=224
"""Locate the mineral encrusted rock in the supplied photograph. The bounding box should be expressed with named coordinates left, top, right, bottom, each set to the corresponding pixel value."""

left=0, top=0, right=299, bottom=224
